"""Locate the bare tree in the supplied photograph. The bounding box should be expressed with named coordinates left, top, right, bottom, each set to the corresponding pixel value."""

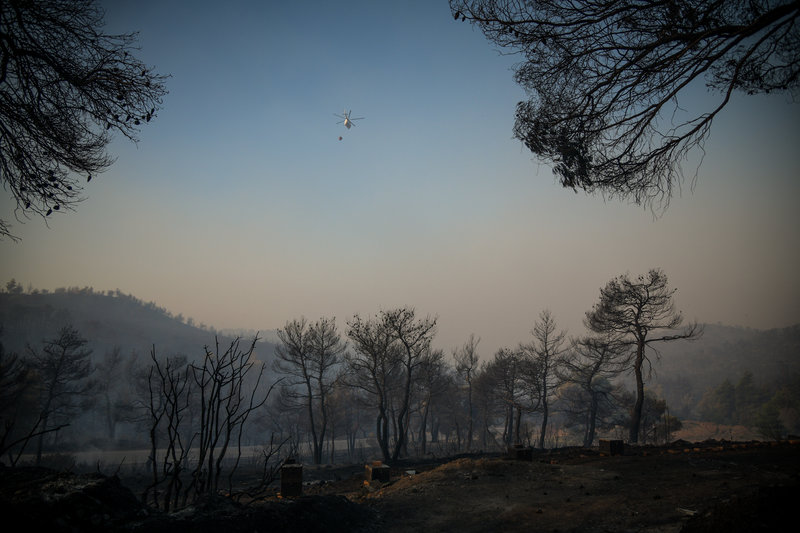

left=0, top=0, right=168, bottom=240
left=560, top=334, right=628, bottom=447
left=273, top=317, right=345, bottom=464
left=0, top=332, right=46, bottom=463
left=471, top=360, right=504, bottom=451
left=484, top=347, right=526, bottom=446
left=453, top=334, right=480, bottom=451
left=95, top=346, right=128, bottom=441
left=328, top=378, right=366, bottom=462
left=616, top=388, right=682, bottom=445
left=188, top=336, right=274, bottom=499
left=144, top=350, right=190, bottom=512
left=346, top=312, right=400, bottom=463
left=520, top=310, right=568, bottom=449
left=144, top=336, right=277, bottom=510
left=585, top=269, right=701, bottom=443
left=382, top=307, right=438, bottom=461
left=26, top=325, right=95, bottom=464
left=451, top=0, right=800, bottom=208
left=426, top=373, right=463, bottom=453
left=234, top=432, right=291, bottom=503
left=414, top=347, right=449, bottom=456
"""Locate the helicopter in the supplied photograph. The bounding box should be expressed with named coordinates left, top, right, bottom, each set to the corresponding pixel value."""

left=334, top=109, right=364, bottom=129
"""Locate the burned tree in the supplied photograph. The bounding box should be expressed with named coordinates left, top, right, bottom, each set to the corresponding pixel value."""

left=144, top=351, right=190, bottom=512
left=94, top=346, right=141, bottom=442
left=327, top=380, right=366, bottom=463
left=560, top=334, right=628, bottom=447
left=382, top=307, right=438, bottom=461
left=453, top=334, right=480, bottom=451
left=585, top=269, right=701, bottom=443
left=0, top=332, right=41, bottom=463
left=483, top=347, right=527, bottom=446
left=0, top=0, right=168, bottom=239
left=188, top=336, right=275, bottom=499
left=520, top=310, right=567, bottom=449
left=346, top=312, right=400, bottom=463
left=26, top=325, right=94, bottom=464
left=273, top=317, right=345, bottom=464
left=144, top=336, right=278, bottom=509
left=451, top=0, right=800, bottom=207
left=413, top=347, right=450, bottom=456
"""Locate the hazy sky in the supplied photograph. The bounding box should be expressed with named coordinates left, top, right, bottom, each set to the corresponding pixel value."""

left=2, top=1, right=799, bottom=358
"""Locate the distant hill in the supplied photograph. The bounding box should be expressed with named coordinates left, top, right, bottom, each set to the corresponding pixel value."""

left=656, top=323, right=799, bottom=381
left=0, top=286, right=278, bottom=363
left=645, top=323, right=800, bottom=418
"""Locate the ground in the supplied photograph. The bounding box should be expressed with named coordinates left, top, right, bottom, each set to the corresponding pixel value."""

left=333, top=441, right=799, bottom=532
left=1, top=440, right=798, bottom=532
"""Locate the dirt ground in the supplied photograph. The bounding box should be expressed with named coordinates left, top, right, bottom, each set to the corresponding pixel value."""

left=2, top=440, right=798, bottom=532
left=304, top=440, right=800, bottom=532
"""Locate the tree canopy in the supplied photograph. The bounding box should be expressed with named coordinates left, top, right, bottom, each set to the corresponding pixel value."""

left=450, top=0, right=800, bottom=208
left=0, top=0, right=168, bottom=240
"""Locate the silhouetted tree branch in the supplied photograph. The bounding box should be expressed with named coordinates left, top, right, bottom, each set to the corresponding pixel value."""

left=382, top=307, right=437, bottom=461
left=0, top=0, right=168, bottom=239
left=520, top=310, right=567, bottom=449
left=273, top=317, right=345, bottom=465
left=188, top=336, right=272, bottom=501
left=346, top=312, right=401, bottom=463
left=560, top=333, right=628, bottom=446
left=451, top=0, right=799, bottom=208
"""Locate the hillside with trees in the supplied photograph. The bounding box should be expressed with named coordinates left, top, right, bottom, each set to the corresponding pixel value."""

left=0, top=279, right=278, bottom=362
left=648, top=323, right=800, bottom=420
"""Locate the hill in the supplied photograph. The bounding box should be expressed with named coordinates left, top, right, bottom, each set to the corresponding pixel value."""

left=0, top=286, right=278, bottom=363
left=655, top=322, right=799, bottom=383
left=641, top=323, right=800, bottom=418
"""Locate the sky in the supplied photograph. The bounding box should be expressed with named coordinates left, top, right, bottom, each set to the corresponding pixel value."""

left=2, top=0, right=799, bottom=359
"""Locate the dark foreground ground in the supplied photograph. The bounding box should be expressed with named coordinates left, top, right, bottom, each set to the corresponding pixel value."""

left=1, top=439, right=798, bottom=532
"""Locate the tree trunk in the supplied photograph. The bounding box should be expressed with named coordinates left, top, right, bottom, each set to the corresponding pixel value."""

left=105, top=393, right=116, bottom=441
left=35, top=412, right=50, bottom=465
left=482, top=414, right=490, bottom=450
left=538, top=375, right=549, bottom=449
left=329, top=420, right=335, bottom=464
left=376, top=407, right=391, bottom=463
left=419, top=400, right=429, bottom=455
left=317, top=375, right=328, bottom=465
left=466, top=382, right=473, bottom=451
left=538, top=399, right=548, bottom=449
left=392, top=363, right=414, bottom=461
left=629, top=342, right=646, bottom=443
left=304, top=379, right=322, bottom=464
left=503, top=405, right=513, bottom=446
left=585, top=393, right=598, bottom=447
left=347, top=430, right=355, bottom=460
